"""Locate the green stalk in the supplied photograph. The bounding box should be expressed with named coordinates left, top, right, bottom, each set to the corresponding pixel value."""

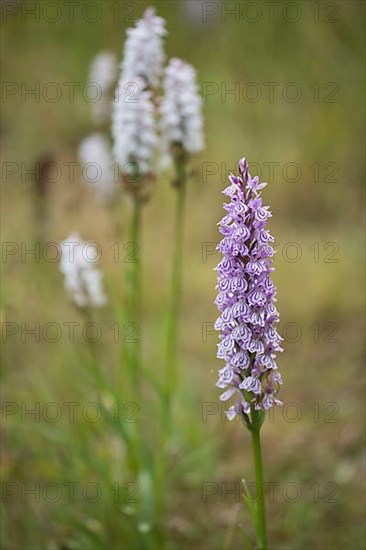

left=165, top=154, right=187, bottom=416
left=156, top=154, right=188, bottom=543
left=116, top=194, right=143, bottom=477
left=127, top=195, right=142, bottom=393
left=250, top=408, right=267, bottom=550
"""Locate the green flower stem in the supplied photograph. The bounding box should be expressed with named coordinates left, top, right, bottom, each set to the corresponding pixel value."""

left=250, top=408, right=267, bottom=550
left=157, top=154, right=188, bottom=542
left=127, top=195, right=142, bottom=394
left=115, top=194, right=144, bottom=479
left=165, top=154, right=188, bottom=417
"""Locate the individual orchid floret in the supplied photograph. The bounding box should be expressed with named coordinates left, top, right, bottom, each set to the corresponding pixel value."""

left=88, top=51, right=117, bottom=124
left=112, top=76, right=158, bottom=178
left=215, top=158, right=283, bottom=421
left=160, top=57, right=204, bottom=165
left=121, top=7, right=166, bottom=88
left=78, top=133, right=117, bottom=202
left=60, top=233, right=107, bottom=308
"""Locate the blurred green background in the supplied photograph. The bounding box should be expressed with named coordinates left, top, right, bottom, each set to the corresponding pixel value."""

left=1, top=0, right=365, bottom=548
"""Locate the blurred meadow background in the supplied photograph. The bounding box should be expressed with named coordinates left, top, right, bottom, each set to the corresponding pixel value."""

left=1, top=0, right=365, bottom=548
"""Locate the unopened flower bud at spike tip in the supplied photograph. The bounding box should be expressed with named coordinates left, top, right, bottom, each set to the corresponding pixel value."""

left=238, top=157, right=249, bottom=182
left=215, top=158, right=283, bottom=420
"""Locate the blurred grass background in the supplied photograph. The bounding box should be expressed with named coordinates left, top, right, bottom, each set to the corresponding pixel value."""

left=1, top=0, right=365, bottom=548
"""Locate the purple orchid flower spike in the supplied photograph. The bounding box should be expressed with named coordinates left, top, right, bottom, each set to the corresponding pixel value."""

left=214, top=156, right=284, bottom=550
left=215, top=157, right=283, bottom=422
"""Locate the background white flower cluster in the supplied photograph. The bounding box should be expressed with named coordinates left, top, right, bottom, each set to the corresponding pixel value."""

left=112, top=7, right=204, bottom=177
left=65, top=7, right=205, bottom=308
